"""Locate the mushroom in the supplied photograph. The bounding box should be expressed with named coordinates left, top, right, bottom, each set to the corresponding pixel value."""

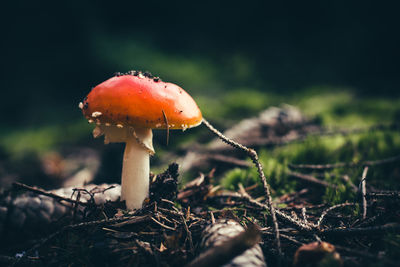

left=79, top=71, right=202, bottom=209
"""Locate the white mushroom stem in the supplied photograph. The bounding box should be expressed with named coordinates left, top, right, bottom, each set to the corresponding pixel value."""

left=93, top=125, right=154, bottom=210
left=121, top=137, right=150, bottom=209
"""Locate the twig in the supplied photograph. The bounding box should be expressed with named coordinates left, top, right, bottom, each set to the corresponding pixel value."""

left=157, top=207, right=184, bottom=217
left=314, top=173, right=358, bottom=192
left=366, top=191, right=400, bottom=199
left=360, top=166, right=369, bottom=219
left=185, top=223, right=261, bottom=267
left=202, top=118, right=282, bottom=257
left=341, top=174, right=358, bottom=192
left=180, top=214, right=195, bottom=254
left=317, top=202, right=356, bottom=227
left=235, top=191, right=316, bottom=232
left=288, top=154, right=400, bottom=170
left=112, top=215, right=151, bottom=227
left=286, top=171, right=338, bottom=189
left=206, top=154, right=252, bottom=167
left=151, top=216, right=176, bottom=231
left=321, top=223, right=400, bottom=236
left=278, top=188, right=309, bottom=204
left=12, top=182, right=88, bottom=206
left=301, top=207, right=308, bottom=224
left=262, top=231, right=305, bottom=246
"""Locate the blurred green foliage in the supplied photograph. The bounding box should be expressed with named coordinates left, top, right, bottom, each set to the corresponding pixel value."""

left=1, top=84, right=399, bottom=162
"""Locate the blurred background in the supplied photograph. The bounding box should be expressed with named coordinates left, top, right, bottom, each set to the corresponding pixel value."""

left=1, top=0, right=399, bottom=190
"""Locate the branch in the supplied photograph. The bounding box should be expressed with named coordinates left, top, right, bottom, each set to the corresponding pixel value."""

left=202, top=118, right=282, bottom=256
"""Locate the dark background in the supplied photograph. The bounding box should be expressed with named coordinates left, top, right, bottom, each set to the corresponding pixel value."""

left=1, top=0, right=399, bottom=129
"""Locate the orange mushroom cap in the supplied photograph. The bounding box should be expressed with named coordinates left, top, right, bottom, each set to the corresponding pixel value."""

left=81, top=71, right=202, bottom=130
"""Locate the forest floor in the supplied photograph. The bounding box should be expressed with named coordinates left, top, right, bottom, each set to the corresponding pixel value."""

left=1, top=101, right=400, bottom=266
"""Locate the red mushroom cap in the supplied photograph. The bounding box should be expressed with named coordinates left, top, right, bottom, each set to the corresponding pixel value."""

left=81, top=72, right=202, bottom=130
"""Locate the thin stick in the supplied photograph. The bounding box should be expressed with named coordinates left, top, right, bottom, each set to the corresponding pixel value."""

left=317, top=202, right=356, bottom=227
left=321, top=223, right=400, bottom=236
left=214, top=192, right=316, bottom=231
left=180, top=214, right=195, bottom=254
left=288, top=154, right=400, bottom=170
left=202, top=118, right=282, bottom=256
left=238, top=191, right=315, bottom=231
left=151, top=216, right=176, bottom=231
left=206, top=154, right=252, bottom=167
left=366, top=191, right=400, bottom=199
left=301, top=207, right=308, bottom=224
left=361, top=166, right=369, bottom=219
left=13, top=182, right=88, bottom=206
left=340, top=174, right=358, bottom=192
left=262, top=231, right=305, bottom=246
left=286, top=171, right=338, bottom=189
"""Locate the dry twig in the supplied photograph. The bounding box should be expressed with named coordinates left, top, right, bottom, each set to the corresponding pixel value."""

left=202, top=118, right=282, bottom=256
left=13, top=182, right=89, bottom=206
left=317, top=202, right=356, bottom=227
left=288, top=154, right=400, bottom=170
left=321, top=223, right=400, bottom=236
left=286, top=171, right=338, bottom=189
left=360, top=166, right=369, bottom=219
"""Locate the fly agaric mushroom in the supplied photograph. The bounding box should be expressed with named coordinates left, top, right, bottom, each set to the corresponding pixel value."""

left=79, top=71, right=202, bottom=209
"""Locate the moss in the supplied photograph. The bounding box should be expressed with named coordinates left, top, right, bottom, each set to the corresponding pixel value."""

left=221, top=168, right=257, bottom=191
left=220, top=130, right=400, bottom=203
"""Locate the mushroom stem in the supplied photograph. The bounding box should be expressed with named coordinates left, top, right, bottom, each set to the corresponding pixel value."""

left=121, top=139, right=150, bottom=209
left=121, top=137, right=150, bottom=209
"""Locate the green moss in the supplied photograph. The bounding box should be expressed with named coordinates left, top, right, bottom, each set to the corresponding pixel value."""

left=220, top=130, right=400, bottom=203
left=221, top=168, right=257, bottom=191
